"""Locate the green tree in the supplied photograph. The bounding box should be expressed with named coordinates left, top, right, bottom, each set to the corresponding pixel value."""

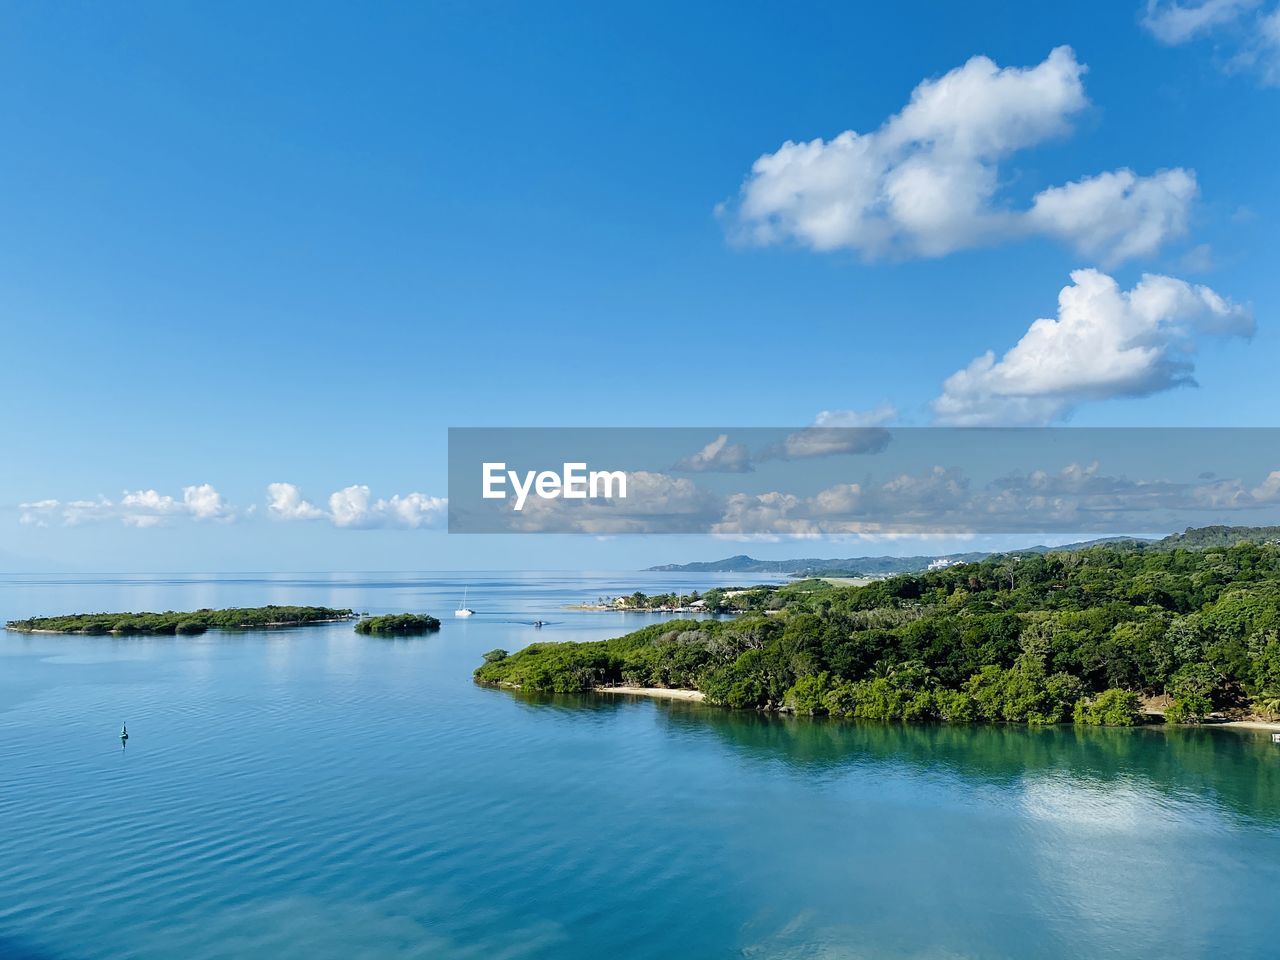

left=1074, top=688, right=1142, bottom=726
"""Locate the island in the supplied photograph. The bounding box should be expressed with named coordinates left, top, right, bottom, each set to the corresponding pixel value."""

left=354, top=613, right=441, bottom=635
left=479, top=539, right=1280, bottom=727
left=4, top=605, right=356, bottom=636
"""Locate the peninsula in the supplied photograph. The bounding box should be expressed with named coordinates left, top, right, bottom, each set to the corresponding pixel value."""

left=480, top=540, right=1280, bottom=727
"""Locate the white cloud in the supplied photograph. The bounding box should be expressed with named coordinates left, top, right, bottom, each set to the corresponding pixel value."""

left=20, top=484, right=235, bottom=527
left=378, top=492, right=448, bottom=529
left=763, top=407, right=896, bottom=461
left=673, top=434, right=754, bottom=473
left=932, top=269, right=1253, bottom=425
left=501, top=471, right=720, bottom=534
left=1251, top=470, right=1280, bottom=501
left=1027, top=168, right=1198, bottom=264
left=267, top=483, right=446, bottom=529
left=708, top=462, right=1280, bottom=537
left=1143, top=0, right=1261, bottom=43
left=1143, top=1, right=1280, bottom=85
left=725, top=47, right=1197, bottom=263
left=266, top=482, right=327, bottom=521
left=672, top=414, right=897, bottom=474
left=812, top=403, right=898, bottom=428
left=183, top=483, right=230, bottom=521
left=329, top=485, right=373, bottom=527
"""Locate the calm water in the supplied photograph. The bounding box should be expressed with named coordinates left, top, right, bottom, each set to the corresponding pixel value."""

left=1, top=573, right=1279, bottom=960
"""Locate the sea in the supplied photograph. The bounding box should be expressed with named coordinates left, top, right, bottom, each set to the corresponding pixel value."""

left=1, top=572, right=1278, bottom=960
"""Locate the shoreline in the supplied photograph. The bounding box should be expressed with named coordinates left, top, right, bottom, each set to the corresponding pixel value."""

left=495, top=680, right=1280, bottom=728
left=1213, top=719, right=1280, bottom=732
left=565, top=605, right=709, bottom=613
left=593, top=686, right=706, bottom=702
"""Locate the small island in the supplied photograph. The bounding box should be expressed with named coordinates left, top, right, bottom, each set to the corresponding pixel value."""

left=354, top=613, right=441, bottom=635
left=5, top=605, right=356, bottom=636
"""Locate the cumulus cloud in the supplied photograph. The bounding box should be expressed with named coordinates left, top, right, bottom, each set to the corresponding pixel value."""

left=764, top=405, right=898, bottom=461
left=766, top=426, right=893, bottom=460
left=932, top=269, right=1253, bottom=425
left=19, top=484, right=234, bottom=527
left=267, top=483, right=446, bottom=529
left=671, top=412, right=897, bottom=474
left=460, top=452, right=1280, bottom=537
left=181, top=483, right=230, bottom=521
left=266, top=482, right=328, bottom=521
left=1027, top=168, right=1198, bottom=264
left=713, top=468, right=975, bottom=536
left=1143, top=0, right=1261, bottom=43
left=1143, top=1, right=1280, bottom=85
left=724, top=46, right=1196, bottom=262
left=710, top=462, right=1280, bottom=536
left=673, top=434, right=754, bottom=473
left=498, top=471, right=721, bottom=534
left=812, top=404, right=898, bottom=428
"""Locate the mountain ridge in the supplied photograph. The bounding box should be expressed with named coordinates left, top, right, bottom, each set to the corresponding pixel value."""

left=646, top=526, right=1280, bottom=576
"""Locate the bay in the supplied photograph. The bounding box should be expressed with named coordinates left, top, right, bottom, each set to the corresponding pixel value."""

left=1, top=572, right=1278, bottom=960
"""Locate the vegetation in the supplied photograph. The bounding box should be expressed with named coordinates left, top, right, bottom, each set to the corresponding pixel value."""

left=610, top=590, right=704, bottom=610
left=354, top=613, right=441, bottom=635
left=5, top=605, right=355, bottom=636
left=608, top=586, right=789, bottom=613
left=1159, top=525, right=1280, bottom=550
left=478, top=542, right=1280, bottom=726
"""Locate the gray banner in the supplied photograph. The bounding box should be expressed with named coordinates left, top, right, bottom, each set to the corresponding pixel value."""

left=447, top=427, right=1280, bottom=536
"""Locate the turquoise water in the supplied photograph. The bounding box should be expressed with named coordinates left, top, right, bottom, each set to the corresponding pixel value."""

left=2, top=573, right=1279, bottom=960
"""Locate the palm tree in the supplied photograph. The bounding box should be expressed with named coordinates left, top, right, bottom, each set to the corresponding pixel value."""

left=1253, top=689, right=1280, bottom=721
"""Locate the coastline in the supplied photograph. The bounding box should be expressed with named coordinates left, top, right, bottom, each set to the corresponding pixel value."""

left=589, top=690, right=1280, bottom=726
left=594, top=686, right=706, bottom=702
left=1214, top=719, right=1280, bottom=733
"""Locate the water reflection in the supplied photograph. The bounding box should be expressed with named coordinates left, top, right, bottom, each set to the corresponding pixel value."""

left=648, top=704, right=1280, bottom=824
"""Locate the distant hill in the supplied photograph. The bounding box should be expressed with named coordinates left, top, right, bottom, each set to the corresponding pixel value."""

left=648, top=527, right=1280, bottom=577
left=1157, top=525, right=1280, bottom=549
left=647, top=553, right=989, bottom=576
left=647, top=537, right=1151, bottom=577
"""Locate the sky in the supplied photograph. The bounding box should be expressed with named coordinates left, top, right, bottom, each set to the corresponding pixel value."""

left=0, top=0, right=1277, bottom=572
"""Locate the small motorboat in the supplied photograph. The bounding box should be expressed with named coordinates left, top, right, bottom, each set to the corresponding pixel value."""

left=120, top=723, right=129, bottom=743
left=533, top=620, right=545, bottom=628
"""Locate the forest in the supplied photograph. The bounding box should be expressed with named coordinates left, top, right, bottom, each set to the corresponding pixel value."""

left=477, top=542, right=1280, bottom=725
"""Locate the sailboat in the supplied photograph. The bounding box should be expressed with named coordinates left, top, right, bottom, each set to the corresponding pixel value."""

left=454, top=587, right=475, bottom=618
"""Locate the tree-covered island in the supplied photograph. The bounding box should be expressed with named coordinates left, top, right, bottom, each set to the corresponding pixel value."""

left=478, top=542, right=1280, bottom=726
left=5, top=605, right=356, bottom=636
left=354, top=613, right=442, bottom=635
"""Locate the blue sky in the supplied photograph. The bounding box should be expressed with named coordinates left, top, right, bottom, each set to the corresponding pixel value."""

left=1, top=0, right=1277, bottom=571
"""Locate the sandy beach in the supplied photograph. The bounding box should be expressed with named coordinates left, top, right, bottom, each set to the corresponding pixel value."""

left=594, top=686, right=706, bottom=702
left=1215, top=719, right=1280, bottom=733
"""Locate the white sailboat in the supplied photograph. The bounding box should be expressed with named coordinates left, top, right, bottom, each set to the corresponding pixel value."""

left=454, top=587, right=475, bottom=618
